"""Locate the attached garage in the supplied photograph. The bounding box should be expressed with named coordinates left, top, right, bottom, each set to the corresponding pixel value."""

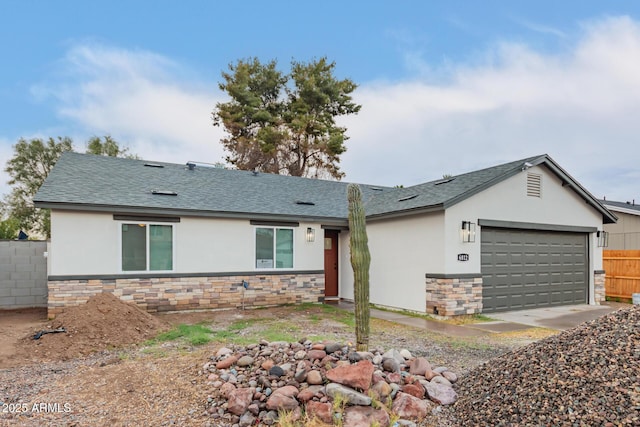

left=481, top=227, right=588, bottom=313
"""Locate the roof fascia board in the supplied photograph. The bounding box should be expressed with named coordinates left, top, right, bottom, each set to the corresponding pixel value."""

left=539, top=157, right=617, bottom=224
left=603, top=205, right=640, bottom=217
left=366, top=204, right=444, bottom=222
left=38, top=203, right=348, bottom=225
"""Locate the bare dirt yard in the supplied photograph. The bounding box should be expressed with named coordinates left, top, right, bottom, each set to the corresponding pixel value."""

left=0, top=295, right=557, bottom=426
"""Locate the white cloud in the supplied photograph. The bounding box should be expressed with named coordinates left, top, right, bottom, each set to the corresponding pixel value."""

left=341, top=16, right=640, bottom=201
left=32, top=44, right=227, bottom=165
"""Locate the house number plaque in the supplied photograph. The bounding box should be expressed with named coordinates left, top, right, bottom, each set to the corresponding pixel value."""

left=457, top=253, right=469, bottom=262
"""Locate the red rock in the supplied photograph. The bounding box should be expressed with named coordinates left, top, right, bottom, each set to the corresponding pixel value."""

left=227, top=388, right=253, bottom=415
left=326, top=360, right=375, bottom=391
left=344, top=406, right=390, bottom=427
left=402, top=383, right=425, bottom=399
left=307, top=349, right=327, bottom=360
left=216, top=355, right=238, bottom=369
left=392, top=392, right=430, bottom=420
left=387, top=372, right=402, bottom=384
left=306, top=370, right=323, bottom=385
left=409, top=357, right=431, bottom=376
left=297, top=385, right=324, bottom=402
left=261, top=359, right=275, bottom=371
left=305, top=401, right=333, bottom=424
left=266, top=385, right=299, bottom=410
left=424, top=369, right=441, bottom=380
left=219, top=382, right=236, bottom=398
left=311, top=343, right=325, bottom=350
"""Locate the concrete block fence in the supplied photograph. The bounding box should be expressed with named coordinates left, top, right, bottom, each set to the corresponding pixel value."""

left=0, top=240, right=48, bottom=309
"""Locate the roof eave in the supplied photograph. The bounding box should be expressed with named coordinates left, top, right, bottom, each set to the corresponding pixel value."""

left=35, top=201, right=349, bottom=226
left=365, top=204, right=445, bottom=222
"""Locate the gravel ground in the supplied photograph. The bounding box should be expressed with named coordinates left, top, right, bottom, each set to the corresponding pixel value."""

left=451, top=305, right=640, bottom=426
left=0, top=304, right=551, bottom=426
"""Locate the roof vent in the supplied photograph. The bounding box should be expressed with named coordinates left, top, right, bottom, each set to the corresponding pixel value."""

left=152, top=190, right=177, bottom=196
left=186, top=162, right=196, bottom=171
left=295, top=201, right=315, bottom=206
left=144, top=163, right=164, bottom=168
left=252, top=170, right=259, bottom=176
left=369, top=187, right=384, bottom=191
left=434, top=178, right=455, bottom=185
left=527, top=173, right=542, bottom=197
left=398, top=194, right=418, bottom=202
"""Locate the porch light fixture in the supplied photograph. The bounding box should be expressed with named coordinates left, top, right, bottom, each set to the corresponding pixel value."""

left=461, top=221, right=476, bottom=243
left=306, top=227, right=315, bottom=243
left=597, top=230, right=609, bottom=248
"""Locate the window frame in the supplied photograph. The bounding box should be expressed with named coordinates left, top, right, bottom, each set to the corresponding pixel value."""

left=254, top=226, right=295, bottom=270
left=119, top=222, right=175, bottom=273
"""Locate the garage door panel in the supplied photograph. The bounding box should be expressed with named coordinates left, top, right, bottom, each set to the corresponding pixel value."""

left=482, top=228, right=588, bottom=313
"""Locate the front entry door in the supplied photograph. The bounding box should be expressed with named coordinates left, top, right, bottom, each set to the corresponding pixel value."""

left=324, top=230, right=339, bottom=298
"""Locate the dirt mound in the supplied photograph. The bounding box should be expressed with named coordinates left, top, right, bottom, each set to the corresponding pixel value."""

left=452, top=305, right=640, bottom=426
left=19, top=293, right=169, bottom=362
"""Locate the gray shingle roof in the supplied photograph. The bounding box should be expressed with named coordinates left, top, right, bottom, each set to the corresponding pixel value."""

left=34, top=152, right=616, bottom=224
left=601, top=200, right=640, bottom=215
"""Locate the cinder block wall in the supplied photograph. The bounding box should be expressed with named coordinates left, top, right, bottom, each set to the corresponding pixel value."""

left=0, top=240, right=48, bottom=309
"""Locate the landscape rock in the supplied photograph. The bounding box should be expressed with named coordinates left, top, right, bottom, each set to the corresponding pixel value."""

left=399, top=349, right=412, bottom=359
left=325, top=383, right=372, bottom=406
left=306, top=370, right=323, bottom=385
left=305, top=401, right=333, bottom=424
left=392, top=392, right=430, bottom=419
left=266, top=385, right=299, bottom=411
left=409, top=357, right=431, bottom=376
left=402, top=383, right=424, bottom=399
left=424, top=382, right=457, bottom=405
left=227, top=387, right=254, bottom=415
left=307, top=349, right=327, bottom=360
left=236, top=355, right=254, bottom=367
left=324, top=342, right=343, bottom=354
left=216, top=355, right=238, bottom=369
left=326, top=360, right=374, bottom=391
left=343, top=406, right=391, bottom=427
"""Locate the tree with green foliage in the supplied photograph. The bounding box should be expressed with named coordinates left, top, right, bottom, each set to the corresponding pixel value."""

left=213, top=57, right=361, bottom=179
left=347, top=183, right=371, bottom=351
left=4, top=137, right=74, bottom=238
left=86, top=135, right=139, bottom=159
left=3, top=136, right=137, bottom=238
left=0, top=215, right=20, bottom=240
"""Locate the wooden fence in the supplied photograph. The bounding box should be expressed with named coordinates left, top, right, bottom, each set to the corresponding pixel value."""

left=603, top=250, right=640, bottom=300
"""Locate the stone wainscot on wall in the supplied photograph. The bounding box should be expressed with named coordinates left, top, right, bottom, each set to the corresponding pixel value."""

left=47, top=272, right=325, bottom=318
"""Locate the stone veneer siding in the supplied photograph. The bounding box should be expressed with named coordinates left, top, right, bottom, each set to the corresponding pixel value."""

left=425, top=275, right=483, bottom=317
left=47, top=273, right=324, bottom=318
left=594, top=270, right=605, bottom=304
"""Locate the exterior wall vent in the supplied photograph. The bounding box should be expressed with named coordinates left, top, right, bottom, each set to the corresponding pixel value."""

left=527, top=173, right=542, bottom=197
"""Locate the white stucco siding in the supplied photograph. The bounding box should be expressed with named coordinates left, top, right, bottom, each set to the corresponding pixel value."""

left=340, top=212, right=445, bottom=313
left=444, top=164, right=604, bottom=274
left=50, top=210, right=119, bottom=275
left=49, top=210, right=324, bottom=276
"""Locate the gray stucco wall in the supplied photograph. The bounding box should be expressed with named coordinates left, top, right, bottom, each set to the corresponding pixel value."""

left=0, top=240, right=48, bottom=309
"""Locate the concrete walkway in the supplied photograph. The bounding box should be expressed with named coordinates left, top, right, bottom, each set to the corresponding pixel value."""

left=336, top=301, right=627, bottom=336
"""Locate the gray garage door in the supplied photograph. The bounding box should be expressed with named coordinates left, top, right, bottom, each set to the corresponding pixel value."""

left=481, top=228, right=588, bottom=313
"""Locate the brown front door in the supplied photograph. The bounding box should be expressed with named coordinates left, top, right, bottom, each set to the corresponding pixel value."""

left=324, top=230, right=339, bottom=298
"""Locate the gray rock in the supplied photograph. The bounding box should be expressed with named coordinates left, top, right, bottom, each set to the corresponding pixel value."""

left=372, top=354, right=383, bottom=365
left=433, top=366, right=448, bottom=374
left=236, top=356, right=254, bottom=367
left=325, top=383, right=372, bottom=406
left=382, top=349, right=405, bottom=365
left=239, top=412, right=255, bottom=427
left=431, top=376, right=452, bottom=386
left=382, top=358, right=401, bottom=373
left=216, top=347, right=233, bottom=357
left=294, top=350, right=306, bottom=360
left=324, top=342, right=343, bottom=354
left=356, top=351, right=374, bottom=361
left=280, top=363, right=292, bottom=373
left=294, top=369, right=307, bottom=382
left=400, top=348, right=412, bottom=359
left=390, top=382, right=401, bottom=399
left=424, top=382, right=457, bottom=405
left=442, top=371, right=458, bottom=384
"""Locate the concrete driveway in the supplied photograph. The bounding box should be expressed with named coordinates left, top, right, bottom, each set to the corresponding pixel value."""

left=483, top=302, right=626, bottom=331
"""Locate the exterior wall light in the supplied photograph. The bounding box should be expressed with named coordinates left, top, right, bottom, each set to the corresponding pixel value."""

left=597, top=230, right=609, bottom=248
left=461, top=221, right=476, bottom=243
left=306, top=227, right=315, bottom=243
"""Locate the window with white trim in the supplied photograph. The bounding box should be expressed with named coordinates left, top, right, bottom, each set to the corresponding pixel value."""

left=255, top=227, right=294, bottom=269
left=121, top=223, right=174, bottom=271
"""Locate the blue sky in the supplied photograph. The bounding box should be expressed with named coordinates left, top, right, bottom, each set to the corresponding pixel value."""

left=2, top=1, right=640, bottom=202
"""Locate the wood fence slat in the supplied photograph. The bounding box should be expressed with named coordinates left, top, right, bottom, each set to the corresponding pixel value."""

left=603, top=250, right=640, bottom=299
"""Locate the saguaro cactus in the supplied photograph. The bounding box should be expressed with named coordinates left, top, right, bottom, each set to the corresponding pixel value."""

left=347, top=183, right=371, bottom=351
